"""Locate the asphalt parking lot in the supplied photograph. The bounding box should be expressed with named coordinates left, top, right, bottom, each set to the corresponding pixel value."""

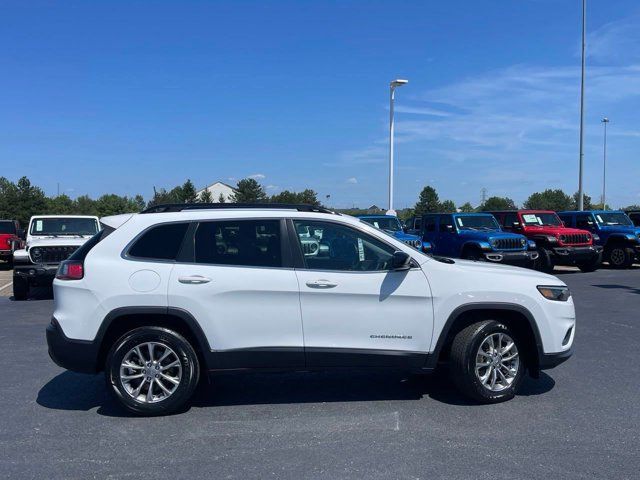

left=0, top=267, right=639, bottom=479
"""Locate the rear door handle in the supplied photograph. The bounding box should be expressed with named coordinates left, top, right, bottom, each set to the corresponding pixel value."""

left=178, top=275, right=211, bottom=285
left=306, top=280, right=338, bottom=289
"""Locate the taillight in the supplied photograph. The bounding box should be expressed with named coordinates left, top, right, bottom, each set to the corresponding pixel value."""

left=56, top=260, right=84, bottom=280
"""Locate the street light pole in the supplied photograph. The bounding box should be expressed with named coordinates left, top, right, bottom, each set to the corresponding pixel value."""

left=577, top=0, right=586, bottom=211
left=601, top=117, right=609, bottom=209
left=387, top=78, right=408, bottom=216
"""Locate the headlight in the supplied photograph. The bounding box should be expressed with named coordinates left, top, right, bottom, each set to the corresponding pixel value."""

left=546, top=236, right=558, bottom=243
left=527, top=239, right=537, bottom=249
left=30, top=247, right=42, bottom=262
left=625, top=234, right=638, bottom=242
left=537, top=285, right=571, bottom=302
left=520, top=238, right=526, bottom=247
left=560, top=235, right=567, bottom=242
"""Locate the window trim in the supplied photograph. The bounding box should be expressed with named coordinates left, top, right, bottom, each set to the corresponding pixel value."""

left=287, top=217, right=413, bottom=273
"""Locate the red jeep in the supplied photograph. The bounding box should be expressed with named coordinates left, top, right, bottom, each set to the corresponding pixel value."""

left=0, top=220, right=24, bottom=268
left=491, top=210, right=603, bottom=273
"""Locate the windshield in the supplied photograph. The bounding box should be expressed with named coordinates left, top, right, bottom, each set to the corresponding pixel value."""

left=360, top=217, right=402, bottom=232
left=594, top=212, right=633, bottom=227
left=455, top=215, right=500, bottom=230
left=521, top=212, right=562, bottom=226
left=0, top=222, right=16, bottom=235
left=30, top=218, right=99, bottom=236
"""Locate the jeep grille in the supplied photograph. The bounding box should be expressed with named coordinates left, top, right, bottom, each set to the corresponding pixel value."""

left=492, top=238, right=524, bottom=251
left=30, top=246, right=78, bottom=264
left=403, top=239, right=421, bottom=249
left=559, top=233, right=590, bottom=245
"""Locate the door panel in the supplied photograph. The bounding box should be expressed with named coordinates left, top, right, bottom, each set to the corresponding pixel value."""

left=290, top=219, right=433, bottom=367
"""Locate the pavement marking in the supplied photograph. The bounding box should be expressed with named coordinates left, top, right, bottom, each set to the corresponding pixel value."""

left=0, top=282, right=12, bottom=292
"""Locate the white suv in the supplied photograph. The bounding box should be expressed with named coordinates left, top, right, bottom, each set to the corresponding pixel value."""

left=47, top=204, right=575, bottom=415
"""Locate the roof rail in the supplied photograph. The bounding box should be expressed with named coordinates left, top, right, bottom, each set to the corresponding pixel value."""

left=140, top=203, right=336, bottom=215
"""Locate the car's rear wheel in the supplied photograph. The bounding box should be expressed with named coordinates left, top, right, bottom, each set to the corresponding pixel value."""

left=606, top=245, right=634, bottom=268
left=462, top=247, right=483, bottom=261
left=106, top=327, right=200, bottom=416
left=450, top=320, right=525, bottom=403
left=12, top=275, right=28, bottom=301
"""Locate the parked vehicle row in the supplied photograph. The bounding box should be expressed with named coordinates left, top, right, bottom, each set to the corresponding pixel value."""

left=0, top=220, right=24, bottom=268
left=46, top=203, right=574, bottom=415
left=404, top=209, right=640, bottom=272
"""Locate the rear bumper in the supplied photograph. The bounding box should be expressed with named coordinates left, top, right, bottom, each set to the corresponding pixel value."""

left=539, top=347, right=573, bottom=370
left=46, top=318, right=99, bottom=374
left=551, top=245, right=602, bottom=263
left=482, top=250, right=538, bottom=265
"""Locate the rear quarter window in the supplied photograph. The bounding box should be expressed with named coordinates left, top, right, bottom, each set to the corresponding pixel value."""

left=127, top=223, right=189, bottom=261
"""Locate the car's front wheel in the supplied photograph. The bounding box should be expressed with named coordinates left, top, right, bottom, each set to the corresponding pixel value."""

left=106, top=326, right=200, bottom=416
left=606, top=245, right=634, bottom=268
left=450, top=320, right=525, bottom=403
left=12, top=275, right=28, bottom=301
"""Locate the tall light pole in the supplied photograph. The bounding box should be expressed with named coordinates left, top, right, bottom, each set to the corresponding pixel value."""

left=601, top=117, right=609, bottom=209
left=387, top=78, right=408, bottom=216
left=577, top=0, right=587, bottom=210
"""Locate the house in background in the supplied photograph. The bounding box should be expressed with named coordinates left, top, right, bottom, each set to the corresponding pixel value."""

left=196, top=181, right=236, bottom=202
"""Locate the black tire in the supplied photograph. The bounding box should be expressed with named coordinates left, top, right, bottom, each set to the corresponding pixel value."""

left=534, top=247, right=554, bottom=273
left=605, top=245, right=634, bottom=269
left=450, top=320, right=526, bottom=403
left=12, top=275, right=29, bottom=301
left=461, top=247, right=483, bottom=261
left=105, top=326, right=200, bottom=416
left=577, top=251, right=602, bottom=272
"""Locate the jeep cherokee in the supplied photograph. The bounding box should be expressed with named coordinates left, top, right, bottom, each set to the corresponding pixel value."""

left=47, top=204, right=574, bottom=415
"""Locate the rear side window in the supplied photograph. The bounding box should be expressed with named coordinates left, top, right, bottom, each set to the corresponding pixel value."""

left=194, top=219, right=282, bottom=268
left=424, top=216, right=436, bottom=232
left=128, top=223, right=189, bottom=261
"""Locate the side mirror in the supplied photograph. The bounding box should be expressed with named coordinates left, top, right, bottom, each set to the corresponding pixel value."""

left=391, top=251, right=412, bottom=271
left=402, top=226, right=408, bottom=233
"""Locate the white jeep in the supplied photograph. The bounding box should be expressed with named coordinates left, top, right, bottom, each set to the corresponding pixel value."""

left=13, top=215, right=100, bottom=300
left=46, top=204, right=574, bottom=415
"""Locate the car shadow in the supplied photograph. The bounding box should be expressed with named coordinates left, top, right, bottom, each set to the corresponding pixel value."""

left=592, top=284, right=640, bottom=295
left=37, top=369, right=555, bottom=417
left=9, top=286, right=53, bottom=302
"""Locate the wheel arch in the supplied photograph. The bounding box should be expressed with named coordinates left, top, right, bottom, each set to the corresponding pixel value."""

left=96, top=307, right=211, bottom=373
left=428, top=303, right=544, bottom=376
left=460, top=241, right=484, bottom=256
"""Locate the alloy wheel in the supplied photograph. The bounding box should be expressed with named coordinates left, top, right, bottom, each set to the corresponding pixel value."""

left=475, top=333, right=519, bottom=392
left=119, top=342, right=182, bottom=403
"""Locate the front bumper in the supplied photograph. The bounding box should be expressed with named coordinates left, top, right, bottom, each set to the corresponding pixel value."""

left=551, top=245, right=603, bottom=263
left=0, top=249, right=12, bottom=258
left=13, top=264, right=58, bottom=282
left=46, top=318, right=99, bottom=374
left=482, top=250, right=539, bottom=265
left=539, top=347, right=573, bottom=370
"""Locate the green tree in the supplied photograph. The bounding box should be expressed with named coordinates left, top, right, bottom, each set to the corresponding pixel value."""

left=217, top=193, right=226, bottom=203
left=46, top=194, right=75, bottom=214
left=232, top=178, right=267, bottom=203
left=179, top=180, right=197, bottom=203
left=74, top=195, right=98, bottom=215
left=524, top=189, right=572, bottom=211
left=440, top=199, right=457, bottom=213
left=2, top=177, right=49, bottom=226
left=414, top=186, right=440, bottom=215
left=297, top=189, right=320, bottom=206
left=571, top=192, right=592, bottom=210
left=459, top=202, right=475, bottom=212
left=481, top=196, right=517, bottom=211
left=197, top=189, right=213, bottom=203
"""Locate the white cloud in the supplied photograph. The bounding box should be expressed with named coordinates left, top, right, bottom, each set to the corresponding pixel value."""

left=346, top=177, right=358, bottom=184
left=265, top=184, right=279, bottom=190
left=248, top=173, right=266, bottom=180
left=393, top=105, right=452, bottom=117
left=587, top=15, right=640, bottom=64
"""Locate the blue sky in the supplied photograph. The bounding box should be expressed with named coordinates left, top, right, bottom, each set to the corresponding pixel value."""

left=1, top=0, right=639, bottom=208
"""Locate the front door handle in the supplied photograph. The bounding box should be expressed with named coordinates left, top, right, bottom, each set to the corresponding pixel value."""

left=306, top=280, right=337, bottom=289
left=178, top=275, right=211, bottom=285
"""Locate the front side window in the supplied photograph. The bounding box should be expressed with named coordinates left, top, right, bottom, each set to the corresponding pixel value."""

left=293, top=220, right=396, bottom=271
left=128, top=223, right=189, bottom=260
left=194, top=219, right=282, bottom=268
left=439, top=216, right=454, bottom=233
left=30, top=217, right=99, bottom=236
left=503, top=213, right=518, bottom=227
left=576, top=214, right=595, bottom=229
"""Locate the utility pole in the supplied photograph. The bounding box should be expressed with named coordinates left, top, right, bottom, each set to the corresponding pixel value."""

left=577, top=0, right=587, bottom=210
left=387, top=79, right=408, bottom=216
left=481, top=187, right=488, bottom=206
left=601, top=117, right=609, bottom=209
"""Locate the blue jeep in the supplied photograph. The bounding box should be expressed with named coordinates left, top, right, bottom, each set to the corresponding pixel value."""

left=558, top=210, right=640, bottom=268
left=358, top=215, right=432, bottom=253
left=419, top=213, right=538, bottom=266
